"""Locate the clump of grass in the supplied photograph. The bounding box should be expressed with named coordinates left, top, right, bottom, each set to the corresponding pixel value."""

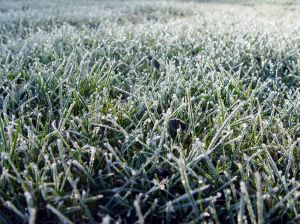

left=0, top=0, right=300, bottom=223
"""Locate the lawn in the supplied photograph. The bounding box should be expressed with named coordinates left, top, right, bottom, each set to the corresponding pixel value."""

left=0, top=0, right=300, bottom=223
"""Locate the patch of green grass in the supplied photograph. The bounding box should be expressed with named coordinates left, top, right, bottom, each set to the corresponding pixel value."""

left=0, top=0, right=300, bottom=223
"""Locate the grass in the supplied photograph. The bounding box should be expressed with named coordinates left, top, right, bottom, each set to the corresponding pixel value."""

left=0, top=0, right=300, bottom=223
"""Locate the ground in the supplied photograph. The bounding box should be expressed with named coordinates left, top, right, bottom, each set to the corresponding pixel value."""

left=0, top=0, right=300, bottom=223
